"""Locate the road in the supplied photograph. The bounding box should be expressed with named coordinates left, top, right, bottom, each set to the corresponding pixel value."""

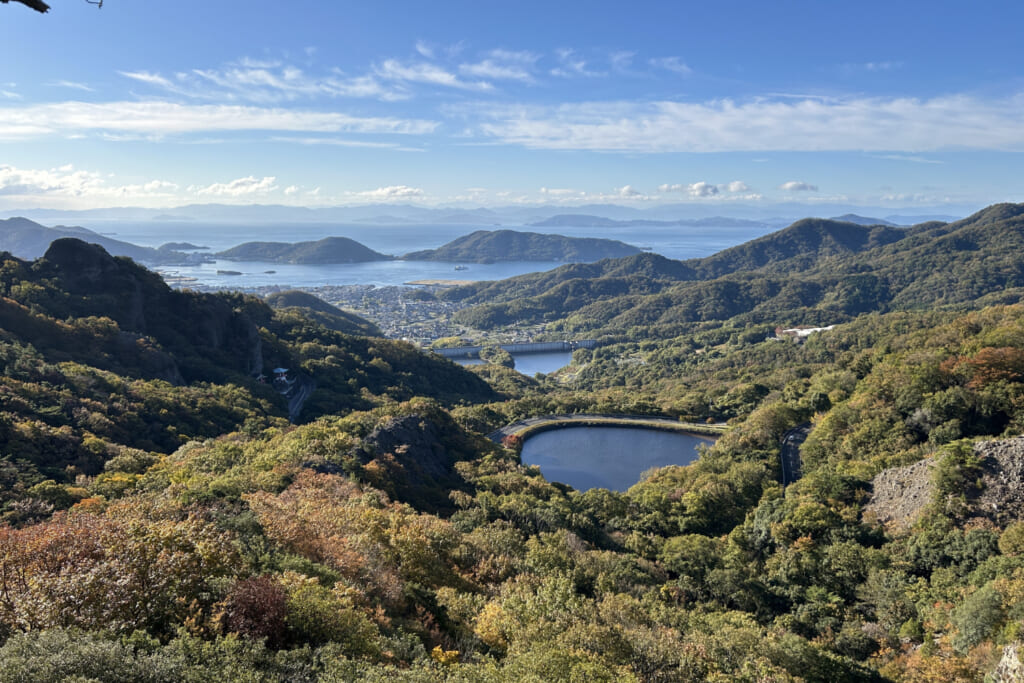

left=780, top=423, right=811, bottom=485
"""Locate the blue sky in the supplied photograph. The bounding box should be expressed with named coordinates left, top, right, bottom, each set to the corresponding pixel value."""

left=2, top=0, right=1024, bottom=212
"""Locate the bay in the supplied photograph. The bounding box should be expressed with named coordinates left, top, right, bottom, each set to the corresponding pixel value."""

left=87, top=220, right=778, bottom=289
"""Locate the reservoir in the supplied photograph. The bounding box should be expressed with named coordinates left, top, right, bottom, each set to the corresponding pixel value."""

left=453, top=350, right=573, bottom=376
left=520, top=426, right=715, bottom=492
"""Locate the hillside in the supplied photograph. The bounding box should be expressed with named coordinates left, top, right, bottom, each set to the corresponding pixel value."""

left=0, top=216, right=193, bottom=264
left=403, top=229, right=642, bottom=262
left=217, top=236, right=391, bottom=264
left=264, top=290, right=382, bottom=336
left=447, top=208, right=1024, bottom=335
left=0, top=238, right=496, bottom=474
left=5, top=207, right=1024, bottom=680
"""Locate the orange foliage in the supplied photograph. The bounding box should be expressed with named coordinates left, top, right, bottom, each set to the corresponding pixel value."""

left=0, top=511, right=237, bottom=635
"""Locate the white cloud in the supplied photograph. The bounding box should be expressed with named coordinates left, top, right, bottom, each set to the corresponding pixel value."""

left=123, top=62, right=410, bottom=103
left=284, top=185, right=299, bottom=195
left=270, top=136, right=423, bottom=151
left=0, top=90, right=20, bottom=100
left=688, top=181, right=719, bottom=197
left=474, top=93, right=1024, bottom=153
left=610, top=51, right=635, bottom=72
left=540, top=187, right=583, bottom=197
left=874, top=154, right=943, bottom=164
left=195, top=175, right=278, bottom=196
left=551, top=48, right=604, bottom=78
left=650, top=56, right=692, bottom=75
left=349, top=185, right=425, bottom=201
left=0, top=163, right=179, bottom=205
left=616, top=184, right=643, bottom=197
left=120, top=70, right=177, bottom=90
left=375, top=59, right=492, bottom=91
left=724, top=180, right=751, bottom=192
left=0, top=101, right=438, bottom=140
left=460, top=50, right=538, bottom=82
left=415, top=41, right=435, bottom=59
left=779, top=181, right=818, bottom=192
left=47, top=80, right=95, bottom=92
left=863, top=61, right=901, bottom=72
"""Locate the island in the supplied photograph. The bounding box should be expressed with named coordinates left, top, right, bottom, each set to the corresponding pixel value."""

left=402, top=229, right=643, bottom=263
left=215, top=236, right=391, bottom=264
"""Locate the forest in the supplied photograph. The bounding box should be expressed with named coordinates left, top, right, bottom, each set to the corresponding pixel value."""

left=2, top=206, right=1024, bottom=680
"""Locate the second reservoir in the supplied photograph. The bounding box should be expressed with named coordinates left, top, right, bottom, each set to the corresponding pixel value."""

left=520, top=425, right=714, bottom=492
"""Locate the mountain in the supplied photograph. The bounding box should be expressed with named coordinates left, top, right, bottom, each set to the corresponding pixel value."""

left=830, top=213, right=898, bottom=226
left=216, top=236, right=391, bottom=264
left=2, top=200, right=981, bottom=227
left=263, top=290, right=381, bottom=336
left=528, top=214, right=624, bottom=227
left=0, top=216, right=193, bottom=264
left=403, top=229, right=643, bottom=263
left=530, top=214, right=771, bottom=228
left=443, top=218, right=911, bottom=309
left=445, top=205, right=1024, bottom=334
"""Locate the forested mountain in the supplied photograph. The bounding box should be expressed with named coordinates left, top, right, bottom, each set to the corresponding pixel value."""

left=2, top=209, right=1024, bottom=680
left=264, top=289, right=382, bottom=336
left=0, top=237, right=495, bottom=481
left=403, top=229, right=642, bottom=263
left=446, top=207, right=1021, bottom=335
left=217, top=236, right=391, bottom=263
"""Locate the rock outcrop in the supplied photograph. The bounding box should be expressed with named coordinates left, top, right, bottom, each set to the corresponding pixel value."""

left=864, top=435, right=1024, bottom=533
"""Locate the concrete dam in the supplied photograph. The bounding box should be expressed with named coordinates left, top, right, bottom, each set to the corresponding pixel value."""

left=433, top=339, right=596, bottom=359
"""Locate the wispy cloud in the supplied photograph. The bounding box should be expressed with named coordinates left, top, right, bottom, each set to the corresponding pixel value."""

left=270, top=136, right=424, bottom=152
left=459, top=49, right=539, bottom=83
left=414, top=41, right=435, bottom=59
left=0, top=101, right=438, bottom=140
left=195, top=175, right=278, bottom=196
left=47, top=80, right=95, bottom=92
left=348, top=185, right=425, bottom=201
left=475, top=94, right=1024, bottom=153
left=873, top=153, right=944, bottom=164
left=650, top=56, right=692, bottom=75
left=375, top=59, right=493, bottom=91
left=779, top=180, right=818, bottom=192
left=551, top=48, right=604, bottom=78
left=123, top=62, right=410, bottom=103
left=610, top=51, right=635, bottom=73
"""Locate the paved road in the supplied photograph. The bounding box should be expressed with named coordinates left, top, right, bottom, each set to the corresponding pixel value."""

left=780, top=423, right=811, bottom=485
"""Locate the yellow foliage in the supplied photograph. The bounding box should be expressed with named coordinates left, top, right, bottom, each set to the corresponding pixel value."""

left=430, top=645, right=460, bottom=665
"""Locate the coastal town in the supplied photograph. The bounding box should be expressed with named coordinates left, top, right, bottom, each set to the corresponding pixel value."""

left=243, top=282, right=549, bottom=348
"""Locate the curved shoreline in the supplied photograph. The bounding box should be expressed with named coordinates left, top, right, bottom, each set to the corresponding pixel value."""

left=488, top=414, right=727, bottom=444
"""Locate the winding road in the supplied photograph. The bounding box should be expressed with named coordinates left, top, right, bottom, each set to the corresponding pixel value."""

left=780, top=423, right=810, bottom=485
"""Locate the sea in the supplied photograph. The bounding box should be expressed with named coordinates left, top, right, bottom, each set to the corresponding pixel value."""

left=88, top=220, right=779, bottom=290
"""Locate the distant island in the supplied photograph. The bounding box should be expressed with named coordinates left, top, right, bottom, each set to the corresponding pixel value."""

left=159, top=242, right=209, bottom=251
left=529, top=214, right=771, bottom=228
left=403, top=229, right=643, bottom=263
left=216, top=236, right=391, bottom=264
left=829, top=214, right=899, bottom=227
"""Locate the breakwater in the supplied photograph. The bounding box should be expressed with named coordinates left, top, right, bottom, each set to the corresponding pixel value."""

left=433, top=339, right=596, bottom=359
